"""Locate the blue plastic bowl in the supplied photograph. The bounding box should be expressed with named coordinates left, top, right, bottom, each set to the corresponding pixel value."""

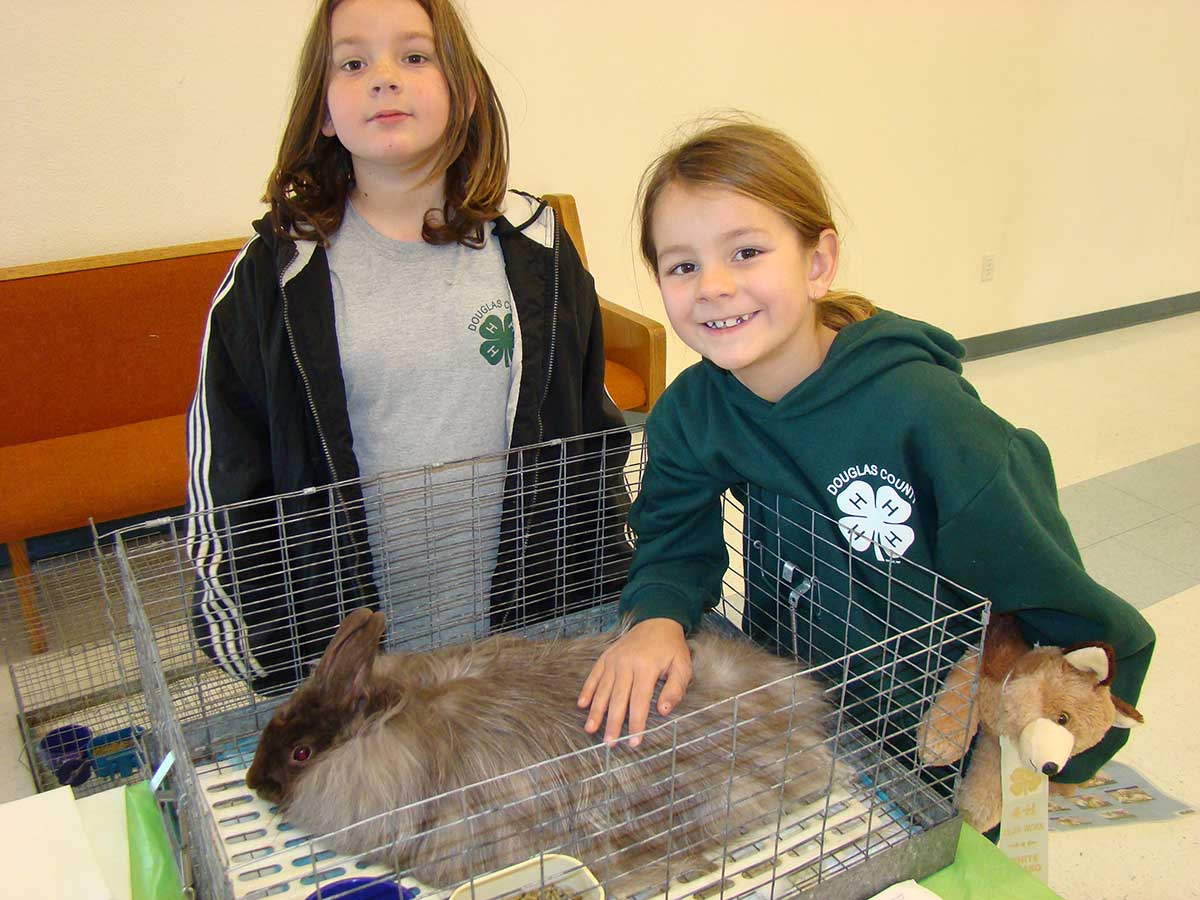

left=304, top=877, right=418, bottom=900
left=38, top=724, right=94, bottom=787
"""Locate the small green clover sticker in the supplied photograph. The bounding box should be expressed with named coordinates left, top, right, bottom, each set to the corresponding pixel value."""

left=478, top=313, right=514, bottom=367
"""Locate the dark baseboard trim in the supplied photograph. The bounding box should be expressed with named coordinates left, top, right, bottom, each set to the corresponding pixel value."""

left=961, top=291, right=1200, bottom=361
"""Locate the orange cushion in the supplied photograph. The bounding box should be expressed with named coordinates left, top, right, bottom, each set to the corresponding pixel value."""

left=604, top=360, right=647, bottom=412
left=0, top=415, right=187, bottom=543
left=0, top=250, right=236, bottom=447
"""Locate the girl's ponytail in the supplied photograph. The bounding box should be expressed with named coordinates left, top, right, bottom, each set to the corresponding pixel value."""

left=816, top=292, right=877, bottom=332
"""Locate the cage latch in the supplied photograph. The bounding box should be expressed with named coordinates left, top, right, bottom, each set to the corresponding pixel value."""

left=781, top=560, right=814, bottom=609
left=780, top=559, right=817, bottom=661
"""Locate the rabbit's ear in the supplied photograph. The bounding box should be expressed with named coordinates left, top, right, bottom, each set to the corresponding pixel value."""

left=313, top=608, right=385, bottom=709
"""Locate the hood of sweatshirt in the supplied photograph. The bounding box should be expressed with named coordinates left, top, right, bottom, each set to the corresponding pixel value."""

left=716, top=309, right=966, bottom=418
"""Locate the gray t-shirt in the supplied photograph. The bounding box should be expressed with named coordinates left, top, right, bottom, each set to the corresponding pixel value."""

left=328, top=202, right=521, bottom=645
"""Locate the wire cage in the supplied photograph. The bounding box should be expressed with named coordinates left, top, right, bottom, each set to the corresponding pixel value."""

left=1, top=534, right=150, bottom=797
left=112, top=424, right=989, bottom=900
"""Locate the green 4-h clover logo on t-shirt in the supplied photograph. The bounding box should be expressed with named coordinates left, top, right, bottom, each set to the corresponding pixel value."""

left=478, top=313, right=514, bottom=367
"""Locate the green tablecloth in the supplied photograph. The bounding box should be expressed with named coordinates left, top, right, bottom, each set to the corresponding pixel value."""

left=919, top=824, right=1062, bottom=899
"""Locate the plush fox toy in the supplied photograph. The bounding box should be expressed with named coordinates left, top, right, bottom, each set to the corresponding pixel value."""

left=919, top=613, right=1144, bottom=833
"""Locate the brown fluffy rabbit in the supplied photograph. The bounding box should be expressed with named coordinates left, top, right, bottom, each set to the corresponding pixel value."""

left=246, top=608, right=835, bottom=894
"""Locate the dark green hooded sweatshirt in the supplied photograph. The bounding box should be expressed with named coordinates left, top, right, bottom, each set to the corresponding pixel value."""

left=620, top=310, right=1153, bottom=782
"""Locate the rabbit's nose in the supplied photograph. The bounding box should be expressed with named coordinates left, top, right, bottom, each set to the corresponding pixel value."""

left=246, top=771, right=280, bottom=802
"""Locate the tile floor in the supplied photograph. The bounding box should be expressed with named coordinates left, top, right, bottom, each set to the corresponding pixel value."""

left=1062, top=446, right=1200, bottom=609
left=2, top=310, right=1198, bottom=897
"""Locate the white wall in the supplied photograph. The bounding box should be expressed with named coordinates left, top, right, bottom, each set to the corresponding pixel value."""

left=4, top=1, right=1197, bottom=375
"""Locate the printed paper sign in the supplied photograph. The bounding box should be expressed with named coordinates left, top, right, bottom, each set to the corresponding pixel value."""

left=997, top=734, right=1049, bottom=882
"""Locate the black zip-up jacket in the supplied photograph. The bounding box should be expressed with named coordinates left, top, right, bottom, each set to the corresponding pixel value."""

left=186, top=192, right=630, bottom=692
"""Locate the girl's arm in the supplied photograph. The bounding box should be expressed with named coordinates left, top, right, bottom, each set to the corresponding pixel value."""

left=186, top=241, right=275, bottom=512
left=934, top=426, right=1155, bottom=781
left=577, top=397, right=729, bottom=742
left=185, top=240, right=278, bottom=684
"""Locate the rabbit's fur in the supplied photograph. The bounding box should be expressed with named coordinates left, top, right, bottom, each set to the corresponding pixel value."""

left=246, top=608, right=835, bottom=893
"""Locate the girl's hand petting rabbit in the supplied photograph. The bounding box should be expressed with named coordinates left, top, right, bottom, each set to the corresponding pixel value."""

left=577, top=617, right=693, bottom=746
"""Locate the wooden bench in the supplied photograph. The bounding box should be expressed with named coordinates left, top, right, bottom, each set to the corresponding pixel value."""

left=544, top=195, right=666, bottom=415
left=0, top=194, right=665, bottom=653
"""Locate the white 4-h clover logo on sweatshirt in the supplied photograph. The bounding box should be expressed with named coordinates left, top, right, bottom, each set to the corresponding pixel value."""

left=836, top=479, right=915, bottom=561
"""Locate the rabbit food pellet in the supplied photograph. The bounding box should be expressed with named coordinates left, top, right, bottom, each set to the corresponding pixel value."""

left=511, top=887, right=581, bottom=900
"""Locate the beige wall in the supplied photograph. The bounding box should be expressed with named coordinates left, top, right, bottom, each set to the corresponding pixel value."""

left=4, top=1, right=1197, bottom=371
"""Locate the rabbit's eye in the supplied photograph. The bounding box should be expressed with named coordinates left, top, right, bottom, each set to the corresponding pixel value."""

left=292, top=746, right=312, bottom=763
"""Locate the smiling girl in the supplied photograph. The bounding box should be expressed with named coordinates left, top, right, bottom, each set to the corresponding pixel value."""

left=578, top=120, right=1152, bottom=797
left=186, top=0, right=626, bottom=691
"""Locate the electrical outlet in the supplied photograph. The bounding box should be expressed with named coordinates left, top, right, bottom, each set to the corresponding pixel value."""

left=981, top=254, right=995, bottom=282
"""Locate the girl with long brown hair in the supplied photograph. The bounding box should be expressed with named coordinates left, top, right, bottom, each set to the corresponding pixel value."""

left=186, top=0, right=626, bottom=692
